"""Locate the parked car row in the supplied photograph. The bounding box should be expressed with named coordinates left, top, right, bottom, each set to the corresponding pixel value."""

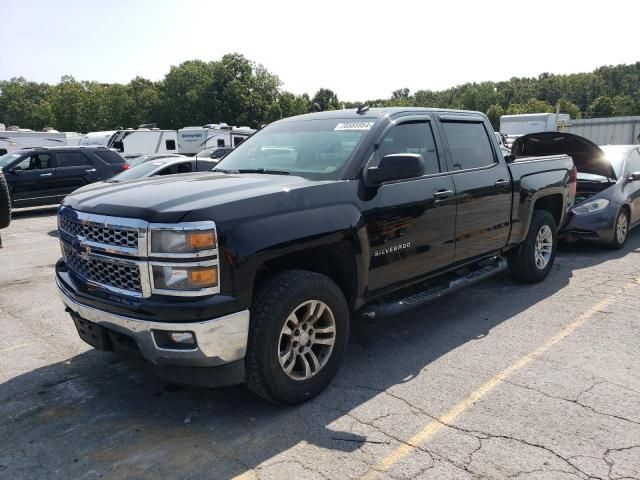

left=0, top=146, right=232, bottom=208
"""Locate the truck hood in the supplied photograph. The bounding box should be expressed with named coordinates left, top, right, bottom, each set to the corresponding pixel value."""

left=62, top=172, right=322, bottom=223
left=511, top=132, right=616, bottom=180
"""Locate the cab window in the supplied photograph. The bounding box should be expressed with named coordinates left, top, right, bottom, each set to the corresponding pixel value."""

left=377, top=121, right=440, bottom=175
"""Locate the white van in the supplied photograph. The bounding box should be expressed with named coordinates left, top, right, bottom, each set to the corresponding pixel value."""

left=79, top=129, right=178, bottom=160
left=177, top=124, right=255, bottom=155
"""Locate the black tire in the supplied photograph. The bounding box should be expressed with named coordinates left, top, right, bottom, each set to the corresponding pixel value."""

left=245, top=270, right=349, bottom=405
left=508, top=210, right=557, bottom=283
left=0, top=171, right=11, bottom=229
left=610, top=208, right=629, bottom=250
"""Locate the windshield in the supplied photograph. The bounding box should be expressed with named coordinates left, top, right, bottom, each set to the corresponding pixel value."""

left=215, top=118, right=374, bottom=179
left=599, top=146, right=629, bottom=178
left=196, top=148, right=215, bottom=157
left=128, top=155, right=153, bottom=168
left=109, top=161, right=165, bottom=182
left=0, top=152, right=23, bottom=169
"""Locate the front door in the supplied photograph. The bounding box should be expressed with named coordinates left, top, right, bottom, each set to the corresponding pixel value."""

left=6, top=152, right=58, bottom=206
left=439, top=117, right=512, bottom=263
left=364, top=117, right=457, bottom=296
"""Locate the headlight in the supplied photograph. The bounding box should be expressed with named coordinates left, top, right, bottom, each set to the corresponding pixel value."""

left=151, top=263, right=219, bottom=293
left=149, top=222, right=217, bottom=256
left=572, top=198, right=610, bottom=215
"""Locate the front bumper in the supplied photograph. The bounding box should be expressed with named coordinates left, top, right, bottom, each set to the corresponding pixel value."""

left=561, top=208, right=616, bottom=243
left=57, top=277, right=250, bottom=369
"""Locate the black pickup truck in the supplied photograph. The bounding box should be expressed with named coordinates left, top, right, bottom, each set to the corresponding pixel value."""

left=55, top=108, right=576, bottom=404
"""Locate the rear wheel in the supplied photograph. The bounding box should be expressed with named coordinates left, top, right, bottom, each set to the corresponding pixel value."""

left=245, top=270, right=349, bottom=404
left=610, top=208, right=629, bottom=249
left=508, top=210, right=557, bottom=283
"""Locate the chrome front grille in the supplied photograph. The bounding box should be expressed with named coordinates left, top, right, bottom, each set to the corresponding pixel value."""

left=62, top=244, right=143, bottom=294
left=59, top=214, right=140, bottom=250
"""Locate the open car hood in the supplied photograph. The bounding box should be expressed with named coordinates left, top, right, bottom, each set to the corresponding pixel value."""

left=511, top=132, right=616, bottom=180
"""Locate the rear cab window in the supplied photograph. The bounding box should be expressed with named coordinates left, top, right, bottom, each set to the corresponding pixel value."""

left=440, top=119, right=496, bottom=170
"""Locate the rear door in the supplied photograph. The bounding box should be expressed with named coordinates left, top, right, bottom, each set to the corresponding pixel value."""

left=55, top=150, right=100, bottom=196
left=438, top=115, right=512, bottom=263
left=5, top=152, right=58, bottom=205
left=364, top=115, right=457, bottom=295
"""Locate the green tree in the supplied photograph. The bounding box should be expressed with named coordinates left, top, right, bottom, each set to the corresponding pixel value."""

left=524, top=99, right=554, bottom=113
left=158, top=60, right=216, bottom=128
left=588, top=96, right=615, bottom=118
left=310, top=88, right=340, bottom=112
left=486, top=104, right=504, bottom=130
left=558, top=98, right=581, bottom=119
left=611, top=95, right=636, bottom=116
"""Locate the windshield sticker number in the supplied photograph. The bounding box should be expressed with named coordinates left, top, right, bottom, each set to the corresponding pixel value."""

left=334, top=122, right=374, bottom=131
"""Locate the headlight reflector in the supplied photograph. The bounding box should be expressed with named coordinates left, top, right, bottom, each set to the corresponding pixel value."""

left=150, top=228, right=216, bottom=254
left=152, top=264, right=218, bottom=291
left=572, top=198, right=610, bottom=215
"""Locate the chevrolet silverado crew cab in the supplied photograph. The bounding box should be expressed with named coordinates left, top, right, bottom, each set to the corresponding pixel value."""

left=56, top=108, right=576, bottom=404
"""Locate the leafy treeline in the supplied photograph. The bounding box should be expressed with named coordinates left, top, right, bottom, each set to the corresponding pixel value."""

left=0, top=53, right=638, bottom=132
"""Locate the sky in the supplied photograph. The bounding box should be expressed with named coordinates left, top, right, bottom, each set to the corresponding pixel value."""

left=1, top=0, right=639, bottom=101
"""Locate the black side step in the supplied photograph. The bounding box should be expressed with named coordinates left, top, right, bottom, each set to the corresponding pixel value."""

left=361, top=257, right=508, bottom=319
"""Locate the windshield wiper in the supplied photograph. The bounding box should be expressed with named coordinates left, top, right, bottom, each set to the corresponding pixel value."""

left=214, top=168, right=290, bottom=175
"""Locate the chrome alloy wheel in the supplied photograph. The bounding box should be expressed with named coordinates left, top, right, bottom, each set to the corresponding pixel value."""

left=534, top=225, right=553, bottom=270
left=277, top=300, right=336, bottom=381
left=616, top=212, right=628, bottom=244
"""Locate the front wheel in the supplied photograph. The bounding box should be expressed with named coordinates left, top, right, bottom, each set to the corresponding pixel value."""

left=508, top=210, right=558, bottom=283
left=610, top=209, right=629, bottom=249
left=245, top=270, right=349, bottom=404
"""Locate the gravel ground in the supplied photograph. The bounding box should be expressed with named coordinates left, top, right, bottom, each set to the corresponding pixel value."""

left=0, top=207, right=638, bottom=480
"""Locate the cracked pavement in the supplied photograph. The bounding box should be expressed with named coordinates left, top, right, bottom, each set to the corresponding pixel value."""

left=0, top=208, right=639, bottom=480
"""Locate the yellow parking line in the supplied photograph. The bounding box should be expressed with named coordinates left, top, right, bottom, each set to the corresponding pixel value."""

left=361, top=277, right=640, bottom=479
left=0, top=343, right=29, bottom=354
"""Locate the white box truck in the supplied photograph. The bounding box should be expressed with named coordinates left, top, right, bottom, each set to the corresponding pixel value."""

left=500, top=113, right=570, bottom=136
left=177, top=124, right=255, bottom=155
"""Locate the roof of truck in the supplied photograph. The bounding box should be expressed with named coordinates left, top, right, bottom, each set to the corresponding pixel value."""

left=278, top=107, right=485, bottom=122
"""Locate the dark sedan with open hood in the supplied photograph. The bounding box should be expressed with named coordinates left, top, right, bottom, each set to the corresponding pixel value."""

left=512, top=133, right=640, bottom=248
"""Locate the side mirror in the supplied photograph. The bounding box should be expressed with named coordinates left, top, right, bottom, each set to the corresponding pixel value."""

left=504, top=154, right=516, bottom=163
left=366, top=153, right=425, bottom=185
left=628, top=171, right=640, bottom=182
left=8, top=166, right=22, bottom=174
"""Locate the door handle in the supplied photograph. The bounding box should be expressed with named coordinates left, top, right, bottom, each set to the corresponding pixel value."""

left=40, top=173, right=53, bottom=177
left=85, top=169, right=96, bottom=173
left=434, top=189, right=454, bottom=200
left=495, top=179, right=510, bottom=187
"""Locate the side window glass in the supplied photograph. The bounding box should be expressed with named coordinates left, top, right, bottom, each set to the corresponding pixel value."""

left=233, top=136, right=245, bottom=147
left=441, top=121, right=495, bottom=170
left=217, top=139, right=225, bottom=147
left=59, top=152, right=91, bottom=167
left=165, top=139, right=176, bottom=151
left=177, top=162, right=192, bottom=173
left=15, top=154, right=52, bottom=170
left=378, top=121, right=440, bottom=175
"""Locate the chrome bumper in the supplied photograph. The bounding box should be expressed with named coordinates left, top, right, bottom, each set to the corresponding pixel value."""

left=57, top=282, right=250, bottom=368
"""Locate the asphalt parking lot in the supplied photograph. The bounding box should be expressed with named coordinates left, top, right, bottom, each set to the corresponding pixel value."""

left=1, top=208, right=639, bottom=480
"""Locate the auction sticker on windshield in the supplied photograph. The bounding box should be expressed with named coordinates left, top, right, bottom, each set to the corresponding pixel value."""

left=334, top=122, right=374, bottom=131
